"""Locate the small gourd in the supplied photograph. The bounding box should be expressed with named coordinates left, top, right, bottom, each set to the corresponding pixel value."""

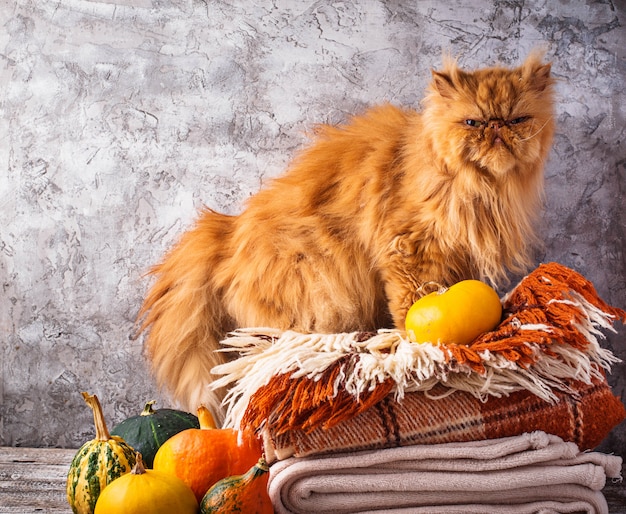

left=110, top=400, right=199, bottom=467
left=153, top=405, right=263, bottom=503
left=94, top=453, right=198, bottom=514
left=200, top=457, right=273, bottom=514
left=405, top=279, right=502, bottom=345
left=67, top=392, right=136, bottom=514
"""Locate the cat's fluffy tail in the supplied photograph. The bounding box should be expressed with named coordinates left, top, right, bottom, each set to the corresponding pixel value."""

left=137, top=209, right=235, bottom=423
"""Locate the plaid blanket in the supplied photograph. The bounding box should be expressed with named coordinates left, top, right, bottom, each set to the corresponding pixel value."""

left=261, top=376, right=625, bottom=461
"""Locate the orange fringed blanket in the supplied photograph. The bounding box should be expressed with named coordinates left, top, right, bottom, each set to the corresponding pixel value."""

left=212, top=263, right=625, bottom=446
left=261, top=378, right=625, bottom=461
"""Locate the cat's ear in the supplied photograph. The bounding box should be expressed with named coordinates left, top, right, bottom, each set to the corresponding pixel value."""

left=431, top=70, right=458, bottom=99
left=521, top=52, right=553, bottom=92
left=528, top=63, right=552, bottom=92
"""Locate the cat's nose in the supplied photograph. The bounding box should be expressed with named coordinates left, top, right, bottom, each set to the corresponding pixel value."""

left=489, top=120, right=502, bottom=130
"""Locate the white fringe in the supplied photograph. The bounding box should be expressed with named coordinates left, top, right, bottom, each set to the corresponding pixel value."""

left=212, top=294, right=621, bottom=430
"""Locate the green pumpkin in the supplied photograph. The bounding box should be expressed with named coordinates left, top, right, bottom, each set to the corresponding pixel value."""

left=110, top=400, right=199, bottom=468
left=67, top=393, right=136, bottom=514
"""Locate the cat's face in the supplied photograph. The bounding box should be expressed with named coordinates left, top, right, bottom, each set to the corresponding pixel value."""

left=423, top=54, right=555, bottom=179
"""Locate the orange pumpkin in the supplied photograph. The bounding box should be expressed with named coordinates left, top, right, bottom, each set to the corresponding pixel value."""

left=405, top=279, right=502, bottom=345
left=152, top=405, right=263, bottom=502
left=200, top=457, right=272, bottom=514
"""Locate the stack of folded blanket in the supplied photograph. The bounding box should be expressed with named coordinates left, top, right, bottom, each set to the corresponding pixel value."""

left=268, top=431, right=622, bottom=513
left=212, top=263, right=626, bottom=513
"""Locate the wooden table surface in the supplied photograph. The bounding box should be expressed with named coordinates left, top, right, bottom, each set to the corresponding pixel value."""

left=1, top=446, right=625, bottom=513
left=0, top=447, right=75, bottom=513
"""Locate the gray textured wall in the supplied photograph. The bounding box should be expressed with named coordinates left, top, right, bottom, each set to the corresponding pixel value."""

left=1, top=0, right=624, bottom=458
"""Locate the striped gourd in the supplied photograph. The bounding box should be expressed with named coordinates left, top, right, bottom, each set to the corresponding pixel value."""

left=67, top=392, right=136, bottom=514
left=200, top=457, right=273, bottom=514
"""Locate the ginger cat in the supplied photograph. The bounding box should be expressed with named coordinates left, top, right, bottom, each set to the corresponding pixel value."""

left=139, top=53, right=555, bottom=420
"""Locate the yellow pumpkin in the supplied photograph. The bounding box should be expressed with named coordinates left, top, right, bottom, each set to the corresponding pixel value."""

left=94, top=453, right=198, bottom=514
left=405, top=279, right=502, bottom=345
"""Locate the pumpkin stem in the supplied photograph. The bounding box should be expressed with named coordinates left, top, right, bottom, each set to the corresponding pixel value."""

left=131, top=452, right=148, bottom=475
left=417, top=281, right=446, bottom=296
left=81, top=392, right=111, bottom=442
left=256, top=457, right=269, bottom=472
left=242, top=457, right=270, bottom=482
left=141, top=400, right=157, bottom=416
left=197, top=405, right=217, bottom=430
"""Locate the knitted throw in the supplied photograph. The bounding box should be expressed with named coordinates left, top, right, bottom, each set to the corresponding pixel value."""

left=212, top=263, right=625, bottom=440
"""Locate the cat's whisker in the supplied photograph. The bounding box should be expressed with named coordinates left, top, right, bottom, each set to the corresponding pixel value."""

left=518, top=117, right=553, bottom=142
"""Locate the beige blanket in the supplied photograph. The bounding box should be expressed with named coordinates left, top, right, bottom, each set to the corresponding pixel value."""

left=268, top=431, right=622, bottom=514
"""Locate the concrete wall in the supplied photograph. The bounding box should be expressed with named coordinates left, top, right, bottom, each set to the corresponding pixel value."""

left=1, top=0, right=624, bottom=457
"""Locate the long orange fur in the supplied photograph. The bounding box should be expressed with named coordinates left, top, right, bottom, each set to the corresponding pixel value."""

left=139, top=53, right=556, bottom=421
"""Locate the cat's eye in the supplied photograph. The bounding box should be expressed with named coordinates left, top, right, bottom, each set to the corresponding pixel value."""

left=509, top=116, right=530, bottom=125
left=465, top=119, right=482, bottom=128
